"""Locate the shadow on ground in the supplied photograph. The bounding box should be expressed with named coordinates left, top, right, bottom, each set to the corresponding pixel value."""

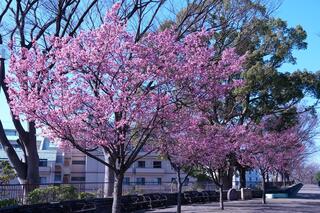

left=295, top=193, right=320, bottom=199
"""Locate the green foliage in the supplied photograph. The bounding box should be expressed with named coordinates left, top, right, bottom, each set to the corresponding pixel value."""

left=315, top=171, right=320, bottom=182
left=188, top=168, right=210, bottom=182
left=78, top=192, right=95, bottom=200
left=166, top=0, right=320, bottom=128
left=0, top=199, right=18, bottom=208
left=0, top=161, right=16, bottom=184
left=27, top=185, right=78, bottom=204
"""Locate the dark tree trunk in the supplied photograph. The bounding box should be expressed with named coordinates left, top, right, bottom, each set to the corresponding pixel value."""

left=217, top=169, right=224, bottom=210
left=112, top=173, right=124, bottom=213
left=22, top=122, right=40, bottom=200
left=282, top=173, right=285, bottom=186
left=222, top=167, right=233, bottom=189
left=0, top=121, right=39, bottom=202
left=219, top=185, right=224, bottom=210
left=285, top=173, right=290, bottom=186
left=261, top=173, right=266, bottom=204
left=176, top=170, right=183, bottom=213
left=239, top=167, right=246, bottom=188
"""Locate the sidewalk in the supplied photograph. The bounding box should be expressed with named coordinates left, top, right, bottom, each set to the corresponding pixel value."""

left=150, top=184, right=320, bottom=213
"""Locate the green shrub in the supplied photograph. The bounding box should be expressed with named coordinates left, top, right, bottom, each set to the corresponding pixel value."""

left=316, top=171, right=320, bottom=182
left=27, top=185, right=78, bottom=204
left=79, top=192, right=95, bottom=199
left=0, top=199, right=18, bottom=208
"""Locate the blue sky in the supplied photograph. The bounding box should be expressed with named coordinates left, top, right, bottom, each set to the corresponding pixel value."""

left=276, top=0, right=320, bottom=73
left=275, top=0, right=320, bottom=163
left=1, top=0, right=320, bottom=162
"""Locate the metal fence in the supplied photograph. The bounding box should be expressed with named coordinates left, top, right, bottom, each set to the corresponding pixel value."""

left=0, top=181, right=264, bottom=203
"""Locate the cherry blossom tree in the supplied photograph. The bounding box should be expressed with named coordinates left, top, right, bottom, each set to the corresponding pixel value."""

left=195, top=124, right=246, bottom=210
left=156, top=109, right=204, bottom=213
left=236, top=124, right=304, bottom=204
left=0, top=0, right=167, bottom=197
left=6, top=3, right=245, bottom=212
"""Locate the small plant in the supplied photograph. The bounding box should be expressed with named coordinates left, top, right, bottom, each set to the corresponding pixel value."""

left=79, top=192, right=95, bottom=199
left=315, top=171, right=320, bottom=182
left=0, top=199, right=18, bottom=208
left=27, top=185, right=78, bottom=204
left=0, top=161, right=16, bottom=184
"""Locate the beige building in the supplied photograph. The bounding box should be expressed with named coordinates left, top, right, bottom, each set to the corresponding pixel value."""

left=1, top=128, right=194, bottom=194
left=61, top=148, right=193, bottom=194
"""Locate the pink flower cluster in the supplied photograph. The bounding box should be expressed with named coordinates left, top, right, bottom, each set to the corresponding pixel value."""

left=6, top=3, right=304, bottom=178
left=6, top=4, right=244, bottom=151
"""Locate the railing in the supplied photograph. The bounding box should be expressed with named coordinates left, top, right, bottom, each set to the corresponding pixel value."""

left=0, top=181, right=264, bottom=204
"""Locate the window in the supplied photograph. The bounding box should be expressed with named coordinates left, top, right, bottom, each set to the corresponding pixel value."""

left=41, top=138, right=56, bottom=150
left=136, top=177, right=145, bottom=185
left=72, top=160, right=86, bottom=165
left=137, top=161, right=145, bottom=168
left=157, top=178, right=162, bottom=185
left=71, top=176, right=86, bottom=181
left=54, top=173, right=61, bottom=182
left=124, top=177, right=130, bottom=185
left=11, top=143, right=21, bottom=149
left=153, top=161, right=161, bottom=168
left=4, top=129, right=17, bottom=136
left=56, top=155, right=63, bottom=163
left=39, top=159, right=48, bottom=167
left=39, top=177, right=47, bottom=184
left=150, top=178, right=162, bottom=185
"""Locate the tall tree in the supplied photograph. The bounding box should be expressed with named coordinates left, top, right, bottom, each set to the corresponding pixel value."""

left=156, top=110, right=203, bottom=213
left=6, top=4, right=245, bottom=212
left=0, top=0, right=166, bottom=197
left=236, top=117, right=309, bottom=204
left=196, top=125, right=244, bottom=210
left=165, top=0, right=320, bottom=188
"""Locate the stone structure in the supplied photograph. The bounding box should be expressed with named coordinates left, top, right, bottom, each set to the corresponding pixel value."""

left=227, top=188, right=238, bottom=200
left=241, top=188, right=252, bottom=200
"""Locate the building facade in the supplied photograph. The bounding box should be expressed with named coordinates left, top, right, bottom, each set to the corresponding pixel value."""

left=232, top=169, right=262, bottom=189
left=0, top=128, right=194, bottom=194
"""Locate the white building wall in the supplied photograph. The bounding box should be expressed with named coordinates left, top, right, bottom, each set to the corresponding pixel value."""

left=1, top=128, right=195, bottom=193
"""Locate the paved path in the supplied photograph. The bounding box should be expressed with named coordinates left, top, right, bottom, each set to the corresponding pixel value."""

left=149, top=184, right=320, bottom=213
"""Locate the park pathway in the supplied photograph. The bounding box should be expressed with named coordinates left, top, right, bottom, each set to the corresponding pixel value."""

left=149, top=184, right=320, bottom=213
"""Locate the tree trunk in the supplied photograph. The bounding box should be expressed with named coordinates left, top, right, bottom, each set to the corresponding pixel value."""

left=219, top=185, right=224, bottom=210
left=261, top=173, right=266, bottom=204
left=22, top=122, right=40, bottom=201
left=0, top=121, right=39, bottom=203
left=112, top=173, right=124, bottom=213
left=176, top=170, right=183, bottom=213
left=222, top=167, right=233, bottom=189
left=285, top=173, right=289, bottom=186
left=104, top=156, right=115, bottom=197
left=239, top=167, right=246, bottom=188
